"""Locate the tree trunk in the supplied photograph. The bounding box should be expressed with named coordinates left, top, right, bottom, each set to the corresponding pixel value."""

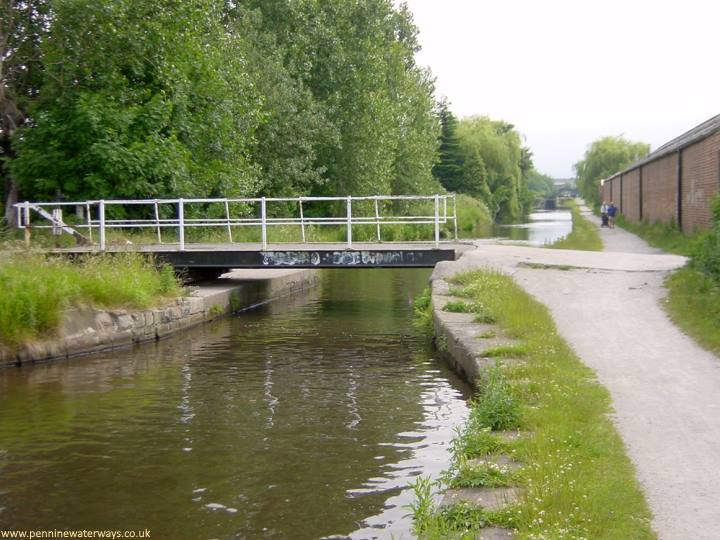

left=4, top=177, right=18, bottom=226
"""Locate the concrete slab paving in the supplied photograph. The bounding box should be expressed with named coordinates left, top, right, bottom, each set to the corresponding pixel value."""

left=439, top=487, right=523, bottom=512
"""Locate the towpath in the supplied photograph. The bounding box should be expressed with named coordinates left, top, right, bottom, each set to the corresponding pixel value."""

left=433, top=208, right=720, bottom=539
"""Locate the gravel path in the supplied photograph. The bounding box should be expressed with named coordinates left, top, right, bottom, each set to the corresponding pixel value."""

left=433, top=213, right=720, bottom=539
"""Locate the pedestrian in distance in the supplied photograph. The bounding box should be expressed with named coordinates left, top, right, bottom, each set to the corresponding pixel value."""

left=600, top=201, right=609, bottom=227
left=607, top=202, right=618, bottom=228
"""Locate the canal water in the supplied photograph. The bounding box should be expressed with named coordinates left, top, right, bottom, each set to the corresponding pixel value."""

left=492, top=208, right=572, bottom=245
left=0, top=269, right=471, bottom=539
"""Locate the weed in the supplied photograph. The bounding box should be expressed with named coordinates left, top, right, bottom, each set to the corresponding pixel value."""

left=473, top=366, right=521, bottom=431
left=412, top=288, right=434, bottom=338
left=443, top=300, right=473, bottom=313
left=482, top=344, right=529, bottom=358
left=478, top=331, right=496, bottom=339
left=451, top=426, right=508, bottom=459
left=449, top=458, right=518, bottom=488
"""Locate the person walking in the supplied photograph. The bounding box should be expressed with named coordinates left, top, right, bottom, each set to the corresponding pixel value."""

left=600, top=201, right=609, bottom=227
left=607, top=202, right=618, bottom=228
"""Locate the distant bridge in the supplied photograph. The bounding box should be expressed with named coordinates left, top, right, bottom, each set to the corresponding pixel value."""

left=14, top=195, right=461, bottom=276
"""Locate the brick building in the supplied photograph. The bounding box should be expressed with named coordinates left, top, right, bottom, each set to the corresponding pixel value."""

left=600, top=114, right=720, bottom=233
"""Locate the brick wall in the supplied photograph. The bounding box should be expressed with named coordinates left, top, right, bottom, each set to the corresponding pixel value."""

left=621, top=169, right=641, bottom=222
left=680, top=132, right=720, bottom=233
left=604, top=129, right=720, bottom=232
left=638, top=152, right=679, bottom=225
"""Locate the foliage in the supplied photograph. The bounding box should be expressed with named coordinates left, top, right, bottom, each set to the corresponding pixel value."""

left=412, top=287, right=434, bottom=338
left=10, top=0, right=263, bottom=201
left=0, top=0, right=52, bottom=223
left=0, top=253, right=182, bottom=347
left=432, top=100, right=465, bottom=193
left=689, top=194, right=720, bottom=281
left=659, top=195, right=720, bottom=355
left=456, top=116, right=528, bottom=222
left=574, top=136, right=650, bottom=204
left=525, top=169, right=556, bottom=198
left=245, top=0, right=441, bottom=197
left=454, top=194, right=492, bottom=237
left=616, top=215, right=692, bottom=256
left=473, top=366, right=521, bottom=431
left=5, top=0, right=445, bottom=211
left=665, top=267, right=720, bottom=355
left=548, top=202, right=603, bottom=251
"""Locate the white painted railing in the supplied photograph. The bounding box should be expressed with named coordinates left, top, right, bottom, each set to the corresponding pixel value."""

left=15, top=194, right=458, bottom=251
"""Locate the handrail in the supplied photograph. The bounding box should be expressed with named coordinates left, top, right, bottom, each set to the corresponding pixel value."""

left=15, top=194, right=458, bottom=251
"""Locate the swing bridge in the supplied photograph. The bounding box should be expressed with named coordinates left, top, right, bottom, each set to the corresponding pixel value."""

left=14, top=194, right=463, bottom=277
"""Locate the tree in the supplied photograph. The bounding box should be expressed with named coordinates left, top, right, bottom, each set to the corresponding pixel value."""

left=432, top=100, right=465, bottom=192
left=10, top=0, right=263, bottom=202
left=246, top=0, right=440, bottom=196
left=456, top=116, right=525, bottom=222
left=0, top=0, right=51, bottom=225
left=574, top=136, right=649, bottom=204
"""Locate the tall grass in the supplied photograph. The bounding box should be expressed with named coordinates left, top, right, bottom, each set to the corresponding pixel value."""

left=0, top=253, right=182, bottom=347
left=414, top=270, right=655, bottom=539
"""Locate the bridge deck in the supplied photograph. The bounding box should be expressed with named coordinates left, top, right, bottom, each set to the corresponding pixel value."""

left=54, top=242, right=467, bottom=269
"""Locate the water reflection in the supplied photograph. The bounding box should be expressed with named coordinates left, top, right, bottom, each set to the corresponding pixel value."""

left=0, top=269, right=470, bottom=539
left=493, top=209, right=572, bottom=245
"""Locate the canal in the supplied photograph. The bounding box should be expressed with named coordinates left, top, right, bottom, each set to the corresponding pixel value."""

left=0, top=269, right=471, bottom=539
left=493, top=208, right=572, bottom=245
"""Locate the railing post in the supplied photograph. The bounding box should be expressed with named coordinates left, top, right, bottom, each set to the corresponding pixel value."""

left=261, top=197, right=267, bottom=250
left=86, top=202, right=93, bottom=242
left=154, top=201, right=162, bottom=244
left=299, top=199, right=306, bottom=243
left=434, top=194, right=440, bottom=248
left=178, top=198, right=185, bottom=251
left=22, top=202, right=30, bottom=247
left=224, top=199, right=233, bottom=243
left=374, top=197, right=381, bottom=242
left=453, top=194, right=458, bottom=241
left=346, top=195, right=352, bottom=248
left=99, top=199, right=106, bottom=251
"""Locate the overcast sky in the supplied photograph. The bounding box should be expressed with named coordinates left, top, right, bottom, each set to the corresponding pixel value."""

left=402, top=0, right=720, bottom=178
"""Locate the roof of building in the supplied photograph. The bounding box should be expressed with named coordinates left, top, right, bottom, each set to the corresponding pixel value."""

left=608, top=113, right=720, bottom=180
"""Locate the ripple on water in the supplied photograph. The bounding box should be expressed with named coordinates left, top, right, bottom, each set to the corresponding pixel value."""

left=0, top=269, right=470, bottom=539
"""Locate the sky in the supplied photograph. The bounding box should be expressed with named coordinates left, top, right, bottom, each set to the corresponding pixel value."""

left=401, top=0, right=720, bottom=178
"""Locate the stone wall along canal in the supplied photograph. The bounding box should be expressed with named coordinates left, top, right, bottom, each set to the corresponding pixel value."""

left=0, top=269, right=470, bottom=539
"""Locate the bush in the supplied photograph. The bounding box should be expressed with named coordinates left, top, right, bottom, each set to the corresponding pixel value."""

left=690, top=196, right=720, bottom=281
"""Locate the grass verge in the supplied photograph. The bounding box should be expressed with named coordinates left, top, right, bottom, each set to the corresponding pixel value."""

left=548, top=202, right=603, bottom=251
left=412, top=270, right=655, bottom=539
left=664, top=267, right=720, bottom=355
left=615, top=216, right=693, bottom=256
left=0, top=253, right=183, bottom=348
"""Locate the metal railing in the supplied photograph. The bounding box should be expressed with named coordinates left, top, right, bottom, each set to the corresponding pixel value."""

left=15, top=194, right=458, bottom=251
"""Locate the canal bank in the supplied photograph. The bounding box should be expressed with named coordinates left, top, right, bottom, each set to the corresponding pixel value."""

left=0, top=268, right=319, bottom=368
left=417, top=255, right=662, bottom=538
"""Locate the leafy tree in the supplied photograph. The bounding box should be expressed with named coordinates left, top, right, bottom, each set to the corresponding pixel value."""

left=246, top=0, right=440, bottom=197
left=456, top=116, right=525, bottom=222
left=10, top=0, right=263, bottom=201
left=0, top=0, right=51, bottom=224
left=574, top=136, right=649, bottom=204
